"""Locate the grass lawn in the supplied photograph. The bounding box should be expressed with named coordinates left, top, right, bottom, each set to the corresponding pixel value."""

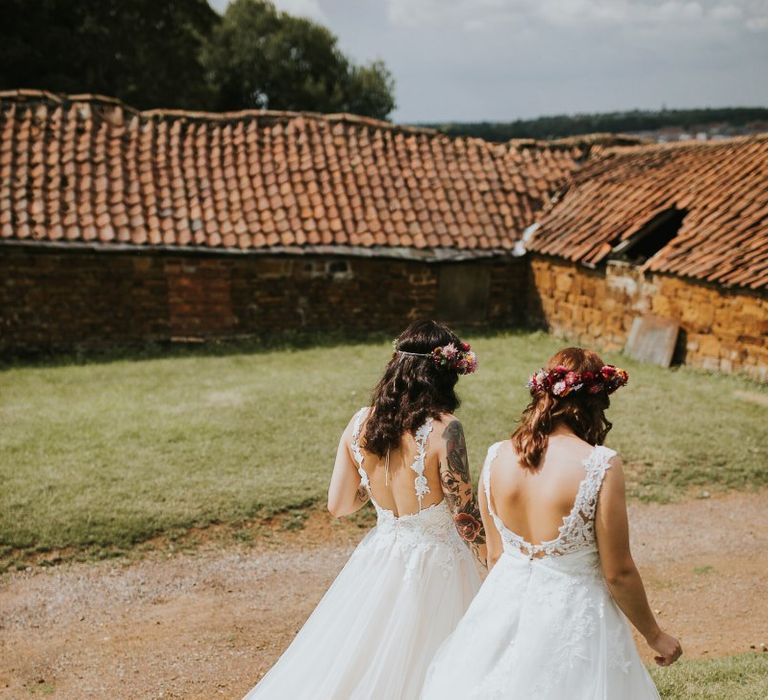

left=651, top=653, right=768, bottom=699
left=2, top=330, right=767, bottom=557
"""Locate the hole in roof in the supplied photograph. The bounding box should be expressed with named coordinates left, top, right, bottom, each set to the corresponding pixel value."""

left=610, top=207, right=687, bottom=265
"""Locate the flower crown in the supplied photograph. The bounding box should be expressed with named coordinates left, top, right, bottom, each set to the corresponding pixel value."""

left=527, top=364, right=628, bottom=398
left=394, top=341, right=478, bottom=375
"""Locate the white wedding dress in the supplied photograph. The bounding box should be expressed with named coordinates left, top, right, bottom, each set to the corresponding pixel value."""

left=242, top=408, right=481, bottom=700
left=421, top=442, right=661, bottom=699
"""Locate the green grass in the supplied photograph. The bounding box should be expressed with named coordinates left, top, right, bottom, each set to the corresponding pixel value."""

left=652, top=653, right=768, bottom=699
left=1, top=330, right=767, bottom=555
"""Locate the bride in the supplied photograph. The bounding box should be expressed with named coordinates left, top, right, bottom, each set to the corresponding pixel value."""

left=241, top=320, right=486, bottom=700
left=421, top=347, right=682, bottom=699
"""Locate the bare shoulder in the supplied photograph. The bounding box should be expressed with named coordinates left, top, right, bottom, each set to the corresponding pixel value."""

left=432, top=413, right=464, bottom=443
left=488, top=439, right=521, bottom=483
left=434, top=414, right=471, bottom=481
left=540, top=435, right=599, bottom=472
left=342, top=406, right=369, bottom=437
left=433, top=412, right=461, bottom=431
left=601, top=451, right=626, bottom=488
left=490, top=438, right=521, bottom=469
left=495, top=438, right=514, bottom=459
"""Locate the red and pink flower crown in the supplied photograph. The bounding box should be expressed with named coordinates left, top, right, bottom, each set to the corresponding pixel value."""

left=527, top=364, right=628, bottom=398
left=395, top=341, right=478, bottom=375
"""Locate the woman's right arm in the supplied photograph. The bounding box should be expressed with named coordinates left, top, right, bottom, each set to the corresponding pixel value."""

left=438, top=419, right=487, bottom=567
left=327, top=417, right=370, bottom=518
left=595, top=457, right=683, bottom=666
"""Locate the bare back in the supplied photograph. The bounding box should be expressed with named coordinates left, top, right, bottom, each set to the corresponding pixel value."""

left=349, top=408, right=449, bottom=517
left=488, top=434, right=600, bottom=546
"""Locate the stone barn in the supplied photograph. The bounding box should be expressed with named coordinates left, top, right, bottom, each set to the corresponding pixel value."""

left=1, top=90, right=767, bottom=381
left=0, top=90, right=584, bottom=356
left=524, top=135, right=768, bottom=380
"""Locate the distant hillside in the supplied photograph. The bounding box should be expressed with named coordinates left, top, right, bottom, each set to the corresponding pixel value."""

left=420, top=108, right=768, bottom=142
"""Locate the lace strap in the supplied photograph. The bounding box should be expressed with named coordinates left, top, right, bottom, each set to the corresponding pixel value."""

left=576, top=445, right=617, bottom=520
left=350, top=407, right=368, bottom=471
left=482, top=442, right=503, bottom=517
left=410, top=417, right=434, bottom=511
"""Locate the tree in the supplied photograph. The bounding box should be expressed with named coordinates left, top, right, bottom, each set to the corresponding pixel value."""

left=345, top=60, right=396, bottom=120
left=0, top=0, right=218, bottom=110
left=0, top=0, right=396, bottom=118
left=424, top=107, right=768, bottom=142
left=203, top=0, right=396, bottom=119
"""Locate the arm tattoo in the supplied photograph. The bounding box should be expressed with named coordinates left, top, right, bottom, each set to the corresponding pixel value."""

left=443, top=420, right=471, bottom=483
left=441, top=421, right=486, bottom=560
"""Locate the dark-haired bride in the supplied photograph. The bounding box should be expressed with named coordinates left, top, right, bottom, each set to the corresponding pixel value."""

left=241, top=320, right=486, bottom=700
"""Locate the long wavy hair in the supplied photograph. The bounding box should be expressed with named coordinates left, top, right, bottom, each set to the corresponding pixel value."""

left=511, top=347, right=613, bottom=470
left=363, top=320, right=465, bottom=457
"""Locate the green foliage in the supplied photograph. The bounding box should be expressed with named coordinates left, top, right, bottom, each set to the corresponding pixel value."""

left=0, top=0, right=396, bottom=118
left=344, top=60, right=397, bottom=120
left=1, top=331, right=766, bottom=557
left=203, top=0, right=395, bottom=117
left=0, top=0, right=218, bottom=110
left=651, top=654, right=768, bottom=699
left=424, top=107, right=768, bottom=142
left=204, top=0, right=347, bottom=112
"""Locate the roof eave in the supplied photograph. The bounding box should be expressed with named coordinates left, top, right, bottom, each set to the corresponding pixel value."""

left=0, top=239, right=516, bottom=263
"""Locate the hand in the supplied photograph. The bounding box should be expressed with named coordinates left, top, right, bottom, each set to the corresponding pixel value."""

left=646, top=629, right=683, bottom=666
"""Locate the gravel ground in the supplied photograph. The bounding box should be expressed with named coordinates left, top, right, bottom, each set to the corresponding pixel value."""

left=1, top=491, right=766, bottom=700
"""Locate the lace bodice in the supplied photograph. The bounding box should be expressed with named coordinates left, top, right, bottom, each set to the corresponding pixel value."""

left=483, top=441, right=616, bottom=559
left=421, top=443, right=658, bottom=700
left=351, top=406, right=434, bottom=513
left=347, top=408, right=468, bottom=576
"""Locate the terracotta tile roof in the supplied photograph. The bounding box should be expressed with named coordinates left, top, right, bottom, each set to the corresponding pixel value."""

left=0, top=90, right=585, bottom=258
left=527, top=135, right=768, bottom=290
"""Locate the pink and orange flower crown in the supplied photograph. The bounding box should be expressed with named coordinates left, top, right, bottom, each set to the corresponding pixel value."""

left=527, top=364, right=628, bottom=398
left=394, top=341, right=478, bottom=375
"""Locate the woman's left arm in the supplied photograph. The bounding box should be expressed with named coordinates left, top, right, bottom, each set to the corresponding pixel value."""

left=439, top=419, right=487, bottom=567
left=478, top=469, right=502, bottom=570
left=327, top=417, right=370, bottom=518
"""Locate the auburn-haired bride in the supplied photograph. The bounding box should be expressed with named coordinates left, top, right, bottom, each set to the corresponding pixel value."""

left=421, top=347, right=681, bottom=699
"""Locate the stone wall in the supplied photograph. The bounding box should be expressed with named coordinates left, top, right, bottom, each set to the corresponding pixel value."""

left=528, top=254, right=768, bottom=380
left=0, top=247, right=527, bottom=357
left=4, top=246, right=767, bottom=380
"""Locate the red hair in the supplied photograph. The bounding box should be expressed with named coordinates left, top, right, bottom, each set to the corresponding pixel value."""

left=511, top=347, right=613, bottom=470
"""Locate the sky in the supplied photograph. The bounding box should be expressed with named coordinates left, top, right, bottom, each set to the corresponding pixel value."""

left=208, top=0, right=768, bottom=123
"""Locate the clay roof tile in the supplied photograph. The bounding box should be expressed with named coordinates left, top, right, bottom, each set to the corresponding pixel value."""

left=529, top=135, right=768, bottom=290
left=0, top=90, right=590, bottom=261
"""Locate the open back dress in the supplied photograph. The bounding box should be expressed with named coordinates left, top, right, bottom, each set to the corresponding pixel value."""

left=241, top=407, right=481, bottom=700
left=420, top=441, right=661, bottom=699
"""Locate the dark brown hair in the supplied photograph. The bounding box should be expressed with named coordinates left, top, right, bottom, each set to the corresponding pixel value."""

left=363, top=320, right=465, bottom=457
left=511, top=347, right=613, bottom=470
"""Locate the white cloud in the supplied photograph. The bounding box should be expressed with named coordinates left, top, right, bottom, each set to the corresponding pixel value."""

left=711, top=4, right=743, bottom=20
left=205, top=0, right=768, bottom=121
left=272, top=0, right=328, bottom=23
left=209, top=0, right=229, bottom=13
left=385, top=0, right=768, bottom=31
left=208, top=0, right=327, bottom=23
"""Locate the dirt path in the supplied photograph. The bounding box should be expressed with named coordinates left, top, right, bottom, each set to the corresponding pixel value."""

left=1, top=492, right=766, bottom=700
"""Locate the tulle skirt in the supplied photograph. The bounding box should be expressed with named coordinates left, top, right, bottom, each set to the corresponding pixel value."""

left=242, top=507, right=481, bottom=700
left=421, top=548, right=660, bottom=700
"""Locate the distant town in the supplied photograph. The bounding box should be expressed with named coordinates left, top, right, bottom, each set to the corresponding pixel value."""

left=423, top=107, right=768, bottom=143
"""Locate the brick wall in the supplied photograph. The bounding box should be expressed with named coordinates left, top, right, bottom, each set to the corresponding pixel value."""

left=0, top=247, right=527, bottom=357
left=4, top=246, right=766, bottom=380
left=528, top=254, right=768, bottom=380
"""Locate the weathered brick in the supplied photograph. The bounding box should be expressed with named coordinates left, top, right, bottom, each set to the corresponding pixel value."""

left=0, top=248, right=529, bottom=356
